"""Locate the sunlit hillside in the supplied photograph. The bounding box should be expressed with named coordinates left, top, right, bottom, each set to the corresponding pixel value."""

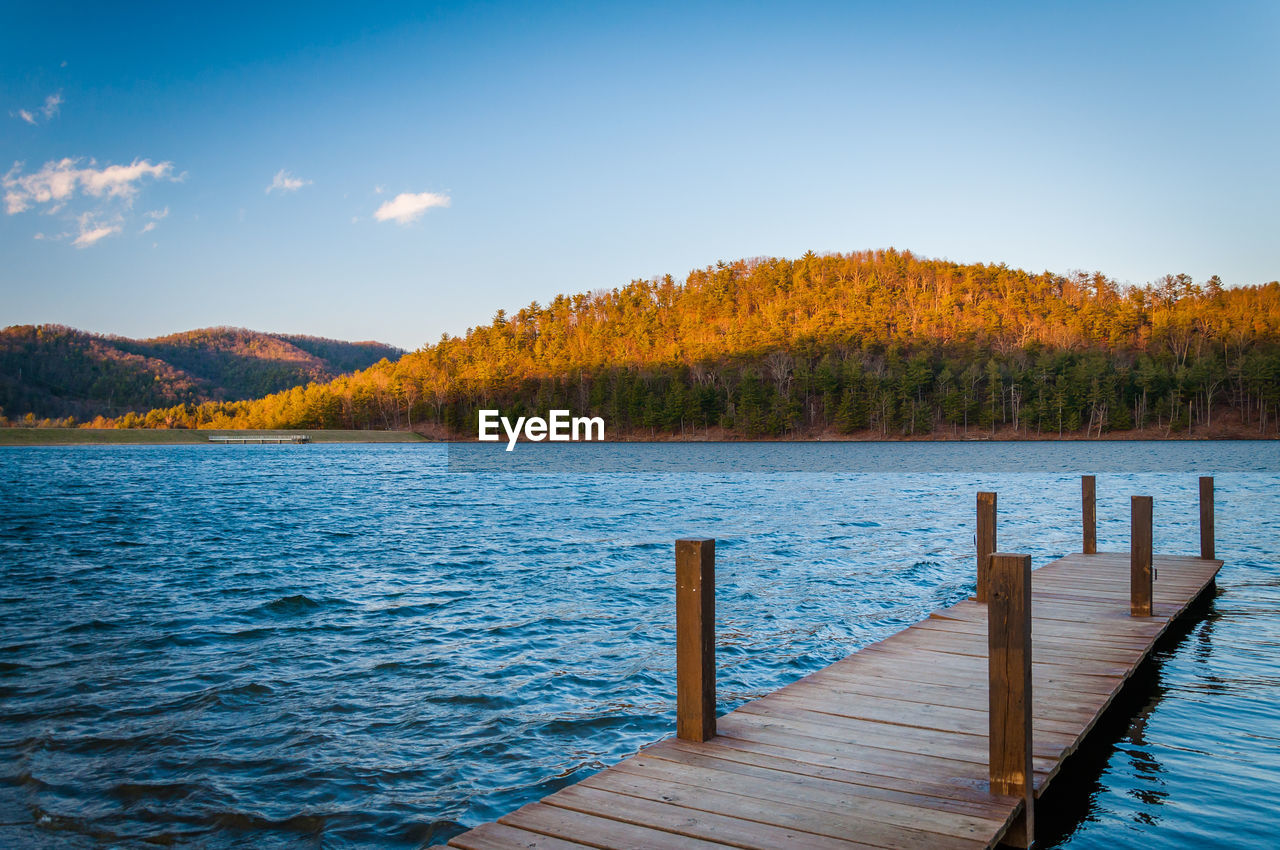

left=32, top=250, right=1280, bottom=437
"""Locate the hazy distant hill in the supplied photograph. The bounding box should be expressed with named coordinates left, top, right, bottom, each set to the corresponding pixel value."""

left=0, top=325, right=402, bottom=420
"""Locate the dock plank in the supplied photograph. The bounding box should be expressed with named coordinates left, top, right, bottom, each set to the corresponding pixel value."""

left=445, top=822, right=593, bottom=850
left=579, top=766, right=988, bottom=849
left=642, top=739, right=1009, bottom=819
left=541, top=784, right=877, bottom=850
left=499, top=801, right=739, bottom=849
left=445, top=552, right=1222, bottom=849
left=606, top=754, right=1005, bottom=840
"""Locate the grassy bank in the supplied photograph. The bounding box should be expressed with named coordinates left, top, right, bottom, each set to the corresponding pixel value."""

left=0, top=429, right=428, bottom=446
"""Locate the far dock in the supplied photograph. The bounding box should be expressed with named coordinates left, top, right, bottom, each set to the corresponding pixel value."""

left=208, top=434, right=310, bottom=444
left=435, top=476, right=1222, bottom=849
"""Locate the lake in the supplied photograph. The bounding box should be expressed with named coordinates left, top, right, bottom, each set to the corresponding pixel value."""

left=2, top=442, right=1277, bottom=847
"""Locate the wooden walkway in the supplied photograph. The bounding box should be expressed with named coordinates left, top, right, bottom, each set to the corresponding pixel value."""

left=434, top=548, right=1221, bottom=850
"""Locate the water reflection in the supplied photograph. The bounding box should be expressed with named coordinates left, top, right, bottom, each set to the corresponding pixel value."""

left=1038, top=596, right=1210, bottom=845
left=1045, top=563, right=1280, bottom=848
left=1123, top=709, right=1167, bottom=821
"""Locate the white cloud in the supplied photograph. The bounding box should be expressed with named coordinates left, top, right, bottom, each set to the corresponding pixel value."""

left=374, top=190, right=450, bottom=224
left=266, top=169, right=311, bottom=193
left=5, top=159, right=174, bottom=248
left=140, top=207, right=170, bottom=234
left=73, top=214, right=121, bottom=247
left=3, top=157, right=174, bottom=215
left=10, top=92, right=62, bottom=125
left=75, top=225, right=118, bottom=247
left=80, top=160, right=173, bottom=199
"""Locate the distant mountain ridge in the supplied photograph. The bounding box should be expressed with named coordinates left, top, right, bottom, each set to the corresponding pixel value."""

left=0, top=325, right=403, bottom=420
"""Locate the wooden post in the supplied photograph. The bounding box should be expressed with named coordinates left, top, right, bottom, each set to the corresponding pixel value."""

left=1082, top=475, right=1097, bottom=554
left=1131, top=496, right=1153, bottom=616
left=988, top=552, right=1033, bottom=843
left=976, top=492, right=997, bottom=603
left=1199, top=476, right=1215, bottom=560
left=676, top=538, right=716, bottom=742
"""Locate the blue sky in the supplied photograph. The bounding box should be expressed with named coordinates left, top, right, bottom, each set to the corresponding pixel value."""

left=3, top=1, right=1277, bottom=351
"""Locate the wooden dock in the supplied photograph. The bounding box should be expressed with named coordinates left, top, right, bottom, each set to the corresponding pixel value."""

left=207, top=434, right=310, bottom=444
left=434, top=478, right=1222, bottom=849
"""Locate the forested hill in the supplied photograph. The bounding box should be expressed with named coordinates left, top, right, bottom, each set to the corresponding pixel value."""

left=38, top=250, right=1280, bottom=437
left=0, top=326, right=402, bottom=421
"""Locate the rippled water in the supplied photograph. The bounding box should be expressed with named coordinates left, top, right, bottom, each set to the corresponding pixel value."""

left=1, top=442, right=1277, bottom=848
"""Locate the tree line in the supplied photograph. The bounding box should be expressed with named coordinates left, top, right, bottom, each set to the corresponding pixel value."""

left=13, top=250, right=1279, bottom=438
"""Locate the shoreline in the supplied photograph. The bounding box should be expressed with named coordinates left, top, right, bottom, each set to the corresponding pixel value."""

left=1, top=426, right=1275, bottom=446
left=0, top=429, right=427, bottom=446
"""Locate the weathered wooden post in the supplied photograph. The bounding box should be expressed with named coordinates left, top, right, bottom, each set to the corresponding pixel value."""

left=1199, top=476, right=1215, bottom=560
left=976, top=492, right=997, bottom=602
left=676, top=537, right=716, bottom=742
left=988, top=552, right=1033, bottom=844
left=1131, top=496, right=1153, bottom=616
left=1082, top=475, right=1097, bottom=554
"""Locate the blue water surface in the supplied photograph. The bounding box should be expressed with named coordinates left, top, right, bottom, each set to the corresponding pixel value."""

left=1, top=442, right=1277, bottom=847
